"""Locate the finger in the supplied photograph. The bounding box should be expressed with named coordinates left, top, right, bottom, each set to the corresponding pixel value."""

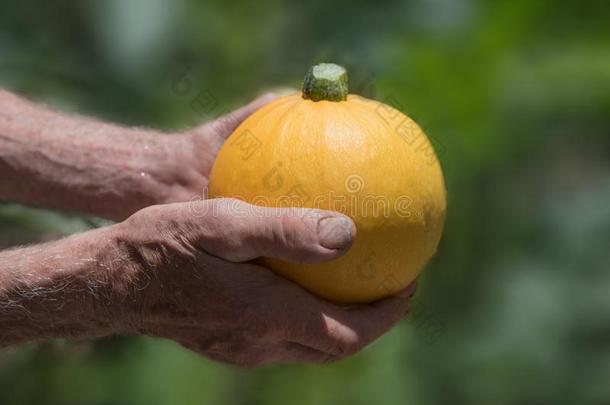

left=185, top=198, right=356, bottom=263
left=204, top=93, right=279, bottom=140
left=341, top=282, right=417, bottom=340
left=285, top=282, right=417, bottom=358
left=181, top=339, right=338, bottom=367
left=275, top=341, right=340, bottom=364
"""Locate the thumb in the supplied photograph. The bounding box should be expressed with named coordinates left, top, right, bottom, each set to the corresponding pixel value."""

left=190, top=198, right=356, bottom=263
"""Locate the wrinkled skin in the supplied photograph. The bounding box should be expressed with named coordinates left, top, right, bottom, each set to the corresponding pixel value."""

left=117, top=198, right=416, bottom=366
left=0, top=90, right=416, bottom=367
left=156, top=94, right=280, bottom=210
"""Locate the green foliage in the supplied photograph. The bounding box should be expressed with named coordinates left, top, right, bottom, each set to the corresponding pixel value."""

left=1, top=0, right=609, bottom=404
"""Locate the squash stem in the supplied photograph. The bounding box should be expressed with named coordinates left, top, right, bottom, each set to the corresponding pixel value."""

left=302, top=63, right=348, bottom=102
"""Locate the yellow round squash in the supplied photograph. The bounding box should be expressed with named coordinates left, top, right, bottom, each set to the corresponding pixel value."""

left=208, top=63, right=446, bottom=304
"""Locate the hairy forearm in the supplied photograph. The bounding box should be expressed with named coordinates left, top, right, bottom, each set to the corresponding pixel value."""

left=0, top=225, right=133, bottom=346
left=0, top=90, right=192, bottom=220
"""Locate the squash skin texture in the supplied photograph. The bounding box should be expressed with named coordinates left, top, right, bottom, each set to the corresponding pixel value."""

left=208, top=93, right=446, bottom=304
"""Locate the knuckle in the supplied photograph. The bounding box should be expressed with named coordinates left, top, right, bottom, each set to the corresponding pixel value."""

left=217, top=113, right=240, bottom=133
left=336, top=339, right=360, bottom=357
left=275, top=212, right=316, bottom=250
left=272, top=214, right=293, bottom=247
left=329, top=332, right=362, bottom=357
left=319, top=320, right=364, bottom=357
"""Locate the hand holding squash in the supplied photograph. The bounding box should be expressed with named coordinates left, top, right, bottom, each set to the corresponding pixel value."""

left=114, top=198, right=416, bottom=366
left=209, top=63, right=446, bottom=303
left=154, top=93, right=279, bottom=207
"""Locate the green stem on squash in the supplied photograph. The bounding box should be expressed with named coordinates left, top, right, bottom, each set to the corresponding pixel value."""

left=302, top=63, right=349, bottom=102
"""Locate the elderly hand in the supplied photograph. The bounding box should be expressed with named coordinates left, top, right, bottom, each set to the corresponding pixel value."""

left=156, top=94, right=278, bottom=205
left=0, top=90, right=277, bottom=220
left=0, top=90, right=415, bottom=366
left=110, top=198, right=416, bottom=366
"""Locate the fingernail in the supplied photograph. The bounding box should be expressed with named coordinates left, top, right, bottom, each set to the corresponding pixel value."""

left=318, top=216, right=353, bottom=250
left=397, top=282, right=418, bottom=298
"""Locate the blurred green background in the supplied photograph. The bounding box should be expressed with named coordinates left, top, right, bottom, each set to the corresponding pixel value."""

left=1, top=0, right=609, bottom=404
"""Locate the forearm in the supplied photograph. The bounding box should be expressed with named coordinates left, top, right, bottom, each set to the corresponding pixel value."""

left=0, top=90, right=190, bottom=221
left=0, top=225, right=134, bottom=346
